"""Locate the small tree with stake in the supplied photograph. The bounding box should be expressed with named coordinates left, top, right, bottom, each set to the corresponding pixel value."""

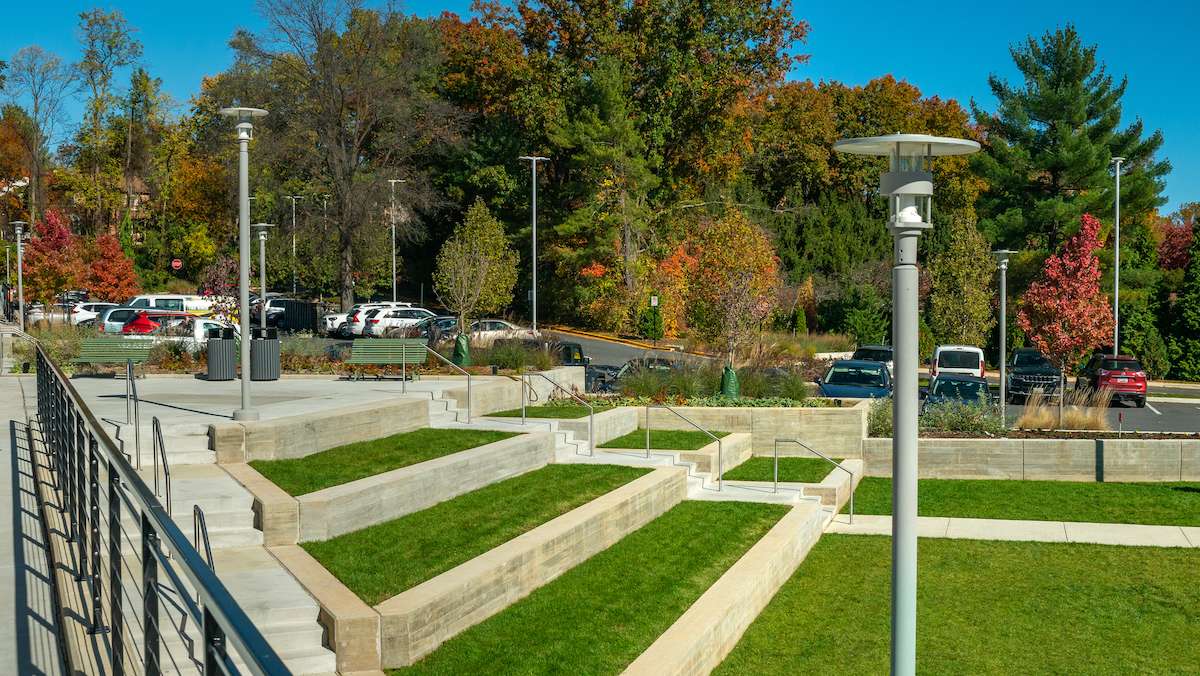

left=1017, top=213, right=1114, bottom=425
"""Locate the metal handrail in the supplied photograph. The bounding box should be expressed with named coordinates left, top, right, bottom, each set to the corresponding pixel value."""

left=424, top=344, right=472, bottom=423
left=32, top=341, right=289, bottom=675
left=775, top=438, right=855, bottom=523
left=194, top=504, right=215, bottom=571
left=646, top=404, right=723, bottom=490
left=525, top=371, right=594, bottom=456
left=152, top=416, right=172, bottom=516
left=125, top=358, right=142, bottom=469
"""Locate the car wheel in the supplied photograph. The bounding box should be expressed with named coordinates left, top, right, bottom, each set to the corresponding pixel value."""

left=1135, top=396, right=1146, bottom=409
left=337, top=323, right=351, bottom=339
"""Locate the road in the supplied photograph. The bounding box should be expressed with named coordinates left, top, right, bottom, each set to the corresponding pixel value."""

left=544, top=330, right=709, bottom=367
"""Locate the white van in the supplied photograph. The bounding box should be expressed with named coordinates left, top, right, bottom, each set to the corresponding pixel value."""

left=931, top=345, right=986, bottom=379
left=125, top=294, right=214, bottom=315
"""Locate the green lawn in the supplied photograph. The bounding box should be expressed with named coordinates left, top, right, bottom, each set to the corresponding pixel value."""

left=394, top=501, right=788, bottom=675
left=489, top=404, right=611, bottom=419
left=849, top=476, right=1200, bottom=526
left=249, top=428, right=518, bottom=496
left=599, top=428, right=729, bottom=451
left=717, top=535, right=1200, bottom=674
left=722, top=457, right=844, bottom=483
left=303, top=464, right=649, bottom=605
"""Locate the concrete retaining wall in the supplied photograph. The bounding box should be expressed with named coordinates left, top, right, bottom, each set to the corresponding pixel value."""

left=553, top=407, right=638, bottom=447
left=377, top=468, right=686, bottom=667
left=636, top=400, right=868, bottom=459
left=622, top=502, right=827, bottom=676
left=439, top=366, right=586, bottom=417
left=863, top=437, right=1200, bottom=481
left=297, top=432, right=555, bottom=541
left=211, top=397, right=429, bottom=463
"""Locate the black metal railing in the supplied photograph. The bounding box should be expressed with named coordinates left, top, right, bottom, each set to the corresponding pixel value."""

left=33, top=343, right=289, bottom=675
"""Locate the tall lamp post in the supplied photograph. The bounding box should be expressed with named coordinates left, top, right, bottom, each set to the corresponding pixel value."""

left=833, top=134, right=979, bottom=676
left=285, top=195, right=304, bottom=296
left=1111, top=156, right=1124, bottom=356
left=11, top=221, right=27, bottom=332
left=518, top=155, right=549, bottom=332
left=992, top=250, right=1015, bottom=427
left=387, top=179, right=406, bottom=302
left=219, top=106, right=268, bottom=422
left=253, top=224, right=276, bottom=329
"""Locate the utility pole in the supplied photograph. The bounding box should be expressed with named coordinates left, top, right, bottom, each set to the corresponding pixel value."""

left=253, top=224, right=276, bottom=329
left=992, top=250, right=1015, bottom=428
left=387, top=179, right=406, bottom=303
left=1112, top=157, right=1125, bottom=356
left=518, top=155, right=549, bottom=332
left=285, top=195, right=304, bottom=296
left=11, top=222, right=27, bottom=332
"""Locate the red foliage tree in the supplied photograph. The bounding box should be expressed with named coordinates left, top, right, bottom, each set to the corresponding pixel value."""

left=1157, top=221, right=1193, bottom=271
left=1017, top=213, right=1114, bottom=371
left=23, top=210, right=84, bottom=317
left=83, top=234, right=141, bottom=302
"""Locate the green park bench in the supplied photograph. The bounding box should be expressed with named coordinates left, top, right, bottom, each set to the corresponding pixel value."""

left=70, top=337, right=154, bottom=372
left=344, top=338, right=428, bottom=380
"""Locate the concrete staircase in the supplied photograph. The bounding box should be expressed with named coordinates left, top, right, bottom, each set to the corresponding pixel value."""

left=109, top=420, right=216, bottom=467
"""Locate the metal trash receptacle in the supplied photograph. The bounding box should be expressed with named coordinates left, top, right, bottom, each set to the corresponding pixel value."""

left=206, top=327, right=237, bottom=381
left=250, top=327, right=281, bottom=381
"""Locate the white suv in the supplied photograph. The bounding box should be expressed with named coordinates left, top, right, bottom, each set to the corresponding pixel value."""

left=931, top=345, right=986, bottom=379
left=365, top=307, right=436, bottom=337
left=347, top=302, right=414, bottom=337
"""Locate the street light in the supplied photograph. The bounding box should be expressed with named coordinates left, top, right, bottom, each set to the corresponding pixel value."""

left=1111, top=156, right=1125, bottom=356
left=833, top=133, right=979, bottom=676
left=285, top=195, right=304, bottom=296
left=11, top=221, right=27, bottom=332
left=218, top=105, right=268, bottom=422
left=253, top=224, right=276, bottom=329
left=992, top=249, right=1015, bottom=428
left=387, top=179, right=406, bottom=303
left=518, top=155, right=549, bottom=332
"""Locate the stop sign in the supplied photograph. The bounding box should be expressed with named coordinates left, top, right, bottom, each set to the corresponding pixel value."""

left=171, top=258, right=183, bottom=271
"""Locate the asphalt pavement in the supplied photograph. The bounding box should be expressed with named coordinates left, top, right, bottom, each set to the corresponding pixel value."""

left=1002, top=400, right=1200, bottom=434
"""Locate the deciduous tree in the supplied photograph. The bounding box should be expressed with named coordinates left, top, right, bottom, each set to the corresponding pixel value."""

left=23, top=210, right=84, bottom=316
left=7, top=46, right=76, bottom=223
left=927, top=216, right=995, bottom=347
left=433, top=199, right=519, bottom=330
left=83, top=233, right=140, bottom=301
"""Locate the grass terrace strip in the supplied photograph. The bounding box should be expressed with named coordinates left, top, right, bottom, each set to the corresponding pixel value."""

left=249, top=428, right=518, bottom=496
left=848, top=477, right=1200, bottom=526
left=716, top=535, right=1200, bottom=674
left=393, top=500, right=788, bottom=675
left=301, top=464, right=649, bottom=605
left=599, top=428, right=729, bottom=451
left=722, top=457, right=843, bottom=483
left=489, top=404, right=612, bottom=419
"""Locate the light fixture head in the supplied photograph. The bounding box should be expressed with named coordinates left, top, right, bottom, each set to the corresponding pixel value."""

left=833, top=133, right=980, bottom=159
left=519, top=155, right=550, bottom=162
left=1111, top=156, right=1126, bottom=163
left=251, top=222, right=276, bottom=231
left=218, top=106, right=268, bottom=121
left=991, top=249, right=1016, bottom=263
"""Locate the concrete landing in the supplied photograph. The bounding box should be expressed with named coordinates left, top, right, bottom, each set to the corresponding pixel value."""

left=827, top=514, right=1200, bottom=548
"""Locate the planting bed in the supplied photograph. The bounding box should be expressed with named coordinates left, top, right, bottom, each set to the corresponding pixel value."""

left=393, top=501, right=788, bottom=675
left=716, top=535, right=1200, bottom=674
left=849, top=477, right=1200, bottom=526
left=250, top=428, right=517, bottom=495
left=600, top=428, right=729, bottom=451
left=722, top=457, right=843, bottom=483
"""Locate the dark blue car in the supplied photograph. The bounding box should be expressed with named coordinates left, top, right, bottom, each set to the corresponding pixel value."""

left=816, top=359, right=892, bottom=398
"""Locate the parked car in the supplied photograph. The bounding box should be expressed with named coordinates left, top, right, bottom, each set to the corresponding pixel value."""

left=851, top=344, right=894, bottom=373
left=930, top=345, right=986, bottom=379
left=98, top=306, right=142, bottom=334
left=1005, top=348, right=1061, bottom=403
left=323, top=304, right=363, bottom=337
left=590, top=355, right=677, bottom=393
left=815, top=359, right=892, bottom=399
left=121, top=310, right=193, bottom=335
left=345, top=302, right=415, bottom=337
left=922, top=374, right=993, bottom=413
left=386, top=315, right=460, bottom=342
left=365, top=307, right=436, bottom=337
left=1075, top=354, right=1148, bottom=408
left=70, top=302, right=118, bottom=326
left=125, top=294, right=214, bottom=315
left=469, top=319, right=539, bottom=346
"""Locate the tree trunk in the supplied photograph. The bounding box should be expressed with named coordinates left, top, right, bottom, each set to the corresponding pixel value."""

left=338, top=221, right=355, bottom=311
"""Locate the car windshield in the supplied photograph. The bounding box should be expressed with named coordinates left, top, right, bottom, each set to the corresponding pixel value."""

left=931, top=379, right=988, bottom=401
left=1012, top=351, right=1051, bottom=368
left=1102, top=359, right=1142, bottom=372
left=938, top=350, right=980, bottom=369
left=853, top=348, right=892, bottom=362
left=825, top=364, right=885, bottom=387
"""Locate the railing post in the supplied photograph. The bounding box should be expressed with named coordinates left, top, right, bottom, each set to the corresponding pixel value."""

left=65, top=408, right=76, bottom=543
left=204, top=606, right=229, bottom=676
left=717, top=438, right=723, bottom=491
left=773, top=439, right=779, bottom=494
left=75, top=422, right=87, bottom=582
left=645, top=407, right=651, bottom=459
left=126, top=358, right=133, bottom=424
left=141, top=513, right=161, bottom=676
left=588, top=408, right=595, bottom=457
left=108, top=458, right=125, bottom=675
left=88, top=433, right=108, bottom=635
left=521, top=370, right=527, bottom=425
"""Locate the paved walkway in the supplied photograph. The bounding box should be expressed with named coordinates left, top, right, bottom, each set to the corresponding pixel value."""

left=827, top=514, right=1200, bottom=548
left=0, top=375, right=65, bottom=675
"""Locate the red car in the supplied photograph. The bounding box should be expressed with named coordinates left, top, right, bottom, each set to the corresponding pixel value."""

left=1075, top=354, right=1148, bottom=408
left=121, top=310, right=191, bottom=335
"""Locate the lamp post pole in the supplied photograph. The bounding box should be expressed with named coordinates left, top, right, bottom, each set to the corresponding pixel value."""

left=219, top=106, right=268, bottom=422
left=518, top=156, right=549, bottom=332
left=1111, top=156, right=1124, bottom=356
left=992, top=250, right=1014, bottom=428
left=387, top=179, right=405, bottom=303
left=285, top=195, right=304, bottom=296
left=254, top=224, right=275, bottom=329
left=834, top=134, right=979, bottom=676
left=11, top=221, right=27, bottom=332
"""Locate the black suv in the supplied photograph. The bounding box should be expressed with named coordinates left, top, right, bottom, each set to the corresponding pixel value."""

left=1005, top=348, right=1061, bottom=403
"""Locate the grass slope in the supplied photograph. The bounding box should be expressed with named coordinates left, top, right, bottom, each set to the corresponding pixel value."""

left=850, top=477, right=1200, bottom=526
left=489, top=404, right=611, bottom=419
left=722, top=457, right=844, bottom=483
left=250, top=428, right=517, bottom=496
left=395, top=501, right=788, bottom=675
left=304, top=464, right=649, bottom=605
left=599, top=428, right=729, bottom=451
left=717, top=534, right=1200, bottom=674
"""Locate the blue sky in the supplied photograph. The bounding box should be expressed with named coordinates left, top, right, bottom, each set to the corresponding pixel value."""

left=10, top=0, right=1197, bottom=212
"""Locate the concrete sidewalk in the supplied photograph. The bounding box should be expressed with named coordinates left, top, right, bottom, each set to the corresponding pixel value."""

left=827, top=513, right=1200, bottom=548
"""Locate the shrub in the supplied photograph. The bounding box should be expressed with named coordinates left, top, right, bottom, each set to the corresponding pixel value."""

left=868, top=399, right=893, bottom=437
left=919, top=402, right=1004, bottom=436
left=477, top=341, right=557, bottom=372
